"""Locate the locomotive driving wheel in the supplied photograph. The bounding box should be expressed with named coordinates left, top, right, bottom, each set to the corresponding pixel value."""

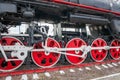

left=0, top=36, right=24, bottom=72
left=110, top=39, right=120, bottom=60
left=90, top=38, right=108, bottom=62
left=65, top=38, right=87, bottom=65
left=32, top=37, right=61, bottom=68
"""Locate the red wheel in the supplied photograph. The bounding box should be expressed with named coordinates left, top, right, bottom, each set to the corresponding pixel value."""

left=32, top=37, right=61, bottom=68
left=65, top=38, right=87, bottom=65
left=110, top=39, right=120, bottom=60
left=0, top=36, right=24, bottom=72
left=90, top=38, right=108, bottom=62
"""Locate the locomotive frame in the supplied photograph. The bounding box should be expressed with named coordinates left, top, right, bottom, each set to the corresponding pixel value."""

left=0, top=0, right=120, bottom=72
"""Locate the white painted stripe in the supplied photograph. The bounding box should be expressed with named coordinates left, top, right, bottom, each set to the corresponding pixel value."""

left=112, top=63, right=118, bottom=66
left=95, top=66, right=101, bottom=70
left=91, top=72, right=120, bottom=80
left=78, top=68, right=83, bottom=71
left=59, top=70, right=65, bottom=75
left=21, top=74, right=28, bottom=80
left=101, top=64, right=108, bottom=68
left=33, top=73, right=39, bottom=80
left=5, top=76, right=12, bottom=80
left=44, top=72, right=51, bottom=77
left=118, top=62, right=120, bottom=64
left=107, top=64, right=113, bottom=68
left=85, top=67, right=91, bottom=70
left=69, top=69, right=75, bottom=72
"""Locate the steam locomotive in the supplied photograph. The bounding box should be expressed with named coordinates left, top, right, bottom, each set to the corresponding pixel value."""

left=0, top=0, right=120, bottom=72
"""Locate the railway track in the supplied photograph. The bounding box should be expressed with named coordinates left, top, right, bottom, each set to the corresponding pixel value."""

left=0, top=59, right=119, bottom=78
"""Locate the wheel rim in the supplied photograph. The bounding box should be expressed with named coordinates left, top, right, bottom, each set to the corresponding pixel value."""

left=90, top=38, right=108, bottom=62
left=110, top=39, right=120, bottom=60
left=32, top=37, right=61, bottom=68
left=65, top=38, right=87, bottom=65
left=0, top=36, right=24, bottom=72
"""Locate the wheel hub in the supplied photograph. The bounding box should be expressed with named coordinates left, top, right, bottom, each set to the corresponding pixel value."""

left=99, top=50, right=102, bottom=52
left=45, top=51, right=50, bottom=56
left=116, top=48, right=119, bottom=51
left=75, top=50, right=80, bottom=54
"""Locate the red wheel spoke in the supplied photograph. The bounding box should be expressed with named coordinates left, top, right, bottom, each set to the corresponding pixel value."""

left=50, top=56, right=57, bottom=62
left=32, top=37, right=61, bottom=68
left=65, top=38, right=87, bottom=65
left=116, top=41, right=119, bottom=46
left=96, top=40, right=100, bottom=46
left=90, top=38, right=107, bottom=62
left=74, top=40, right=82, bottom=47
left=114, top=52, right=117, bottom=57
left=118, top=42, right=120, bottom=46
left=1, top=39, right=7, bottom=45
left=113, top=42, right=117, bottom=46
left=37, top=53, right=43, bottom=58
left=97, top=40, right=101, bottom=46
left=4, top=38, right=17, bottom=45
left=4, top=39, right=12, bottom=45
left=48, top=41, right=54, bottom=47
left=70, top=41, right=76, bottom=48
